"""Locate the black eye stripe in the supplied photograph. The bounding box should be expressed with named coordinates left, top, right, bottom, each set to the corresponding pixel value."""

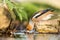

left=35, top=12, right=47, bottom=18
left=35, top=9, right=50, bottom=18
left=31, top=11, right=40, bottom=19
left=31, top=8, right=54, bottom=19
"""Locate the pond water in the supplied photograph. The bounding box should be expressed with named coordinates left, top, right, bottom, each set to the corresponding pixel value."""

left=0, top=34, right=60, bottom=40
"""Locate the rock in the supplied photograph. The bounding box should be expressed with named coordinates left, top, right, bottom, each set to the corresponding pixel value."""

left=0, top=6, right=11, bottom=30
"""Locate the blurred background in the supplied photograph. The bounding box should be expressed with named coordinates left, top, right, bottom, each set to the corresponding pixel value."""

left=0, top=0, right=60, bottom=40
left=11, top=0, right=60, bottom=18
left=12, top=0, right=60, bottom=9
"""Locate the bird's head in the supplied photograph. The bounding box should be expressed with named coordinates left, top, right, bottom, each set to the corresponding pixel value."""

left=32, top=8, right=54, bottom=22
left=26, top=8, right=54, bottom=31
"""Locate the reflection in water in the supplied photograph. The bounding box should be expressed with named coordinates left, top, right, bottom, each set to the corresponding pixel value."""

left=0, top=34, right=60, bottom=40
left=34, top=34, right=60, bottom=40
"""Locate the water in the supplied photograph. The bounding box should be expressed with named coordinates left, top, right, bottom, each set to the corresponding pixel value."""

left=0, top=34, right=60, bottom=40
left=34, top=34, right=60, bottom=40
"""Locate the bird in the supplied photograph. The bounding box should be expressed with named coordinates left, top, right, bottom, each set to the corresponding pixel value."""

left=32, top=8, right=54, bottom=22
left=26, top=8, right=54, bottom=33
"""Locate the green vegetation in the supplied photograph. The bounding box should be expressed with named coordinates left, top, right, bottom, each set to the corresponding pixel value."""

left=4, top=0, right=60, bottom=22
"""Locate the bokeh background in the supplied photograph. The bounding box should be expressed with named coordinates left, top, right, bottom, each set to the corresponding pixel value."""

left=0, top=0, right=60, bottom=40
